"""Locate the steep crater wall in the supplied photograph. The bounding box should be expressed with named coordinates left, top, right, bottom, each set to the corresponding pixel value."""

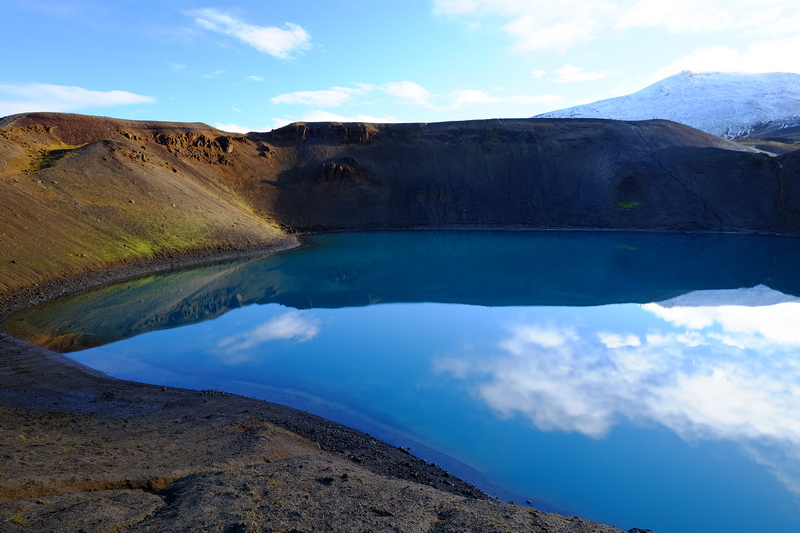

left=261, top=119, right=800, bottom=234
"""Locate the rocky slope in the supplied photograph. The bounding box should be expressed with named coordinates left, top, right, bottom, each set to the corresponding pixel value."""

left=0, top=113, right=296, bottom=294
left=4, top=113, right=800, bottom=291
left=536, top=71, right=800, bottom=141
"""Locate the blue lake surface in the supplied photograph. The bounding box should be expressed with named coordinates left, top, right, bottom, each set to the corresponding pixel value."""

left=7, top=231, right=800, bottom=532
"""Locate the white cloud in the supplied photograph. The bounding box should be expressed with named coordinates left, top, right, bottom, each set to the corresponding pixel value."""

left=202, top=69, right=226, bottom=79
left=271, top=117, right=294, bottom=129
left=0, top=83, right=155, bottom=115
left=466, top=324, right=628, bottom=437
left=598, top=332, right=641, bottom=348
left=383, top=81, right=434, bottom=107
left=271, top=86, right=371, bottom=107
left=216, top=311, right=320, bottom=358
left=298, top=110, right=396, bottom=123
left=433, top=0, right=800, bottom=53
left=438, top=300, right=800, bottom=493
left=531, top=69, right=547, bottom=79
left=433, top=0, right=620, bottom=52
left=642, top=301, right=800, bottom=346
left=554, top=65, right=613, bottom=83
left=247, top=75, right=263, bottom=82
left=615, top=0, right=792, bottom=34
left=215, top=123, right=252, bottom=133
left=653, top=364, right=800, bottom=443
left=188, top=8, right=310, bottom=59
left=432, top=0, right=484, bottom=16
left=649, top=37, right=800, bottom=82
left=449, top=89, right=501, bottom=108
left=500, top=324, right=576, bottom=351
left=269, top=80, right=564, bottom=119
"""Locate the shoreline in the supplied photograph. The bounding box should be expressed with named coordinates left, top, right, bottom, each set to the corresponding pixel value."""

left=0, top=243, right=638, bottom=532
left=0, top=240, right=302, bottom=323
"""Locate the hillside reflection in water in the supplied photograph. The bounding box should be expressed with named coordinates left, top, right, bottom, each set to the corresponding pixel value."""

left=6, top=231, right=800, bottom=533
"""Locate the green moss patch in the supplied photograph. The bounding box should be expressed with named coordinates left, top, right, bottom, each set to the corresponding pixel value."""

left=30, top=145, right=83, bottom=171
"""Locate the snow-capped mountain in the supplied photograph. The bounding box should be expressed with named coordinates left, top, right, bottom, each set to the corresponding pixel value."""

left=536, top=71, right=800, bottom=139
left=656, top=285, right=800, bottom=308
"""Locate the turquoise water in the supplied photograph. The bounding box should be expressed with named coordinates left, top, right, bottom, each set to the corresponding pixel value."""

left=9, top=231, right=800, bottom=532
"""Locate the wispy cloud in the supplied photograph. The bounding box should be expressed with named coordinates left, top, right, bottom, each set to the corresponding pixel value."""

left=449, top=89, right=501, bottom=108
left=0, top=83, right=155, bottom=116
left=300, top=110, right=396, bottom=123
left=270, top=80, right=560, bottom=117
left=598, top=332, right=642, bottom=349
left=217, top=311, right=320, bottom=359
left=613, top=0, right=792, bottom=34
left=649, top=36, right=800, bottom=81
left=201, top=69, right=226, bottom=79
left=433, top=0, right=800, bottom=54
left=382, top=81, right=435, bottom=107
left=187, top=8, right=311, bottom=59
left=271, top=85, right=374, bottom=107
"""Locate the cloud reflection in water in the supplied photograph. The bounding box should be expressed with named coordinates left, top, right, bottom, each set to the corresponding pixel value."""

left=435, top=286, right=800, bottom=494
left=216, top=311, right=320, bottom=362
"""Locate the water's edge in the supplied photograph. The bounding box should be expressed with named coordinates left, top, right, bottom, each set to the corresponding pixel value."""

left=0, top=236, right=564, bottom=512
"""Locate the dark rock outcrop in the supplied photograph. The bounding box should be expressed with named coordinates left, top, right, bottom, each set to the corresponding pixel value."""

left=263, top=118, right=800, bottom=234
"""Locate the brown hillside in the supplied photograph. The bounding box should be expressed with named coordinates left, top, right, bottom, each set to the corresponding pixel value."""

left=0, top=113, right=294, bottom=294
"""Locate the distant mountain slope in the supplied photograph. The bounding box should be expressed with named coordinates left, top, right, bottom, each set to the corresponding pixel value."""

left=536, top=71, right=800, bottom=139
left=735, top=116, right=800, bottom=154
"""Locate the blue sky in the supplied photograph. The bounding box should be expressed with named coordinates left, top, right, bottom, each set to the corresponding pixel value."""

left=2, top=0, right=799, bottom=132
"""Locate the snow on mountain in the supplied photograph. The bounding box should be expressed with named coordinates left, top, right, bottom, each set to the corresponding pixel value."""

left=656, top=285, right=800, bottom=308
left=536, top=71, right=800, bottom=139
